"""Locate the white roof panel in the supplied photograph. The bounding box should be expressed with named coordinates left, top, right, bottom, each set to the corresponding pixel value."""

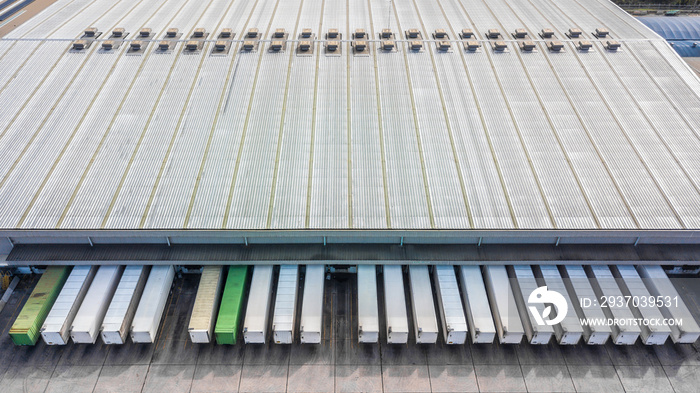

left=0, top=0, right=699, bottom=232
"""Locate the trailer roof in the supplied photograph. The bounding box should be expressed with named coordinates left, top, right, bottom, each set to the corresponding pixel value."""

left=1, top=0, right=700, bottom=235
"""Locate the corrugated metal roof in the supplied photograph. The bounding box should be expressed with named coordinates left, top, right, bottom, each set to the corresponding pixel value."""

left=1, top=0, right=700, bottom=231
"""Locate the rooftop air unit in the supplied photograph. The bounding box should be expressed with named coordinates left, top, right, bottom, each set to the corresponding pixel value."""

left=220, top=28, right=232, bottom=38
left=540, top=28, right=554, bottom=38
left=568, top=28, right=582, bottom=38
left=193, top=28, right=205, bottom=38
left=577, top=40, right=592, bottom=51
left=493, top=40, right=508, bottom=51
left=519, top=40, right=536, bottom=52
left=547, top=40, right=564, bottom=52
left=606, top=40, right=621, bottom=51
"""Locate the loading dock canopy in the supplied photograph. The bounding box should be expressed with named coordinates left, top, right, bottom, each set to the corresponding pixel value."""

left=0, top=0, right=700, bottom=246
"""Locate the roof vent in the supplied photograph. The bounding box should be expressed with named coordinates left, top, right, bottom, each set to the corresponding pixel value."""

left=159, top=41, right=170, bottom=50
left=547, top=40, right=564, bottom=52
left=606, top=40, right=620, bottom=51
left=298, top=40, right=311, bottom=51
left=270, top=40, right=283, bottom=51
left=577, top=40, right=592, bottom=51
left=273, top=28, right=285, bottom=38
left=327, top=28, right=339, bottom=38
left=411, top=41, right=423, bottom=51
left=326, top=41, right=339, bottom=52
left=407, top=29, right=420, bottom=39
left=353, top=41, right=366, bottom=52
left=139, top=28, right=152, bottom=38
left=193, top=28, right=205, bottom=38
left=519, top=40, right=536, bottom=52
left=243, top=41, right=255, bottom=51
left=112, top=28, right=125, bottom=38
left=301, top=28, right=312, bottom=38
left=464, top=40, right=481, bottom=51
left=434, top=29, right=447, bottom=39
left=492, top=40, right=507, bottom=51
left=185, top=40, right=199, bottom=51
left=130, top=41, right=143, bottom=50
left=166, top=28, right=178, bottom=38
left=214, top=41, right=227, bottom=51
left=513, top=28, right=527, bottom=39
left=354, top=29, right=365, bottom=38
left=381, top=28, right=392, bottom=39
left=595, top=28, right=609, bottom=38
left=460, top=28, right=473, bottom=39
left=567, top=28, right=582, bottom=38
left=102, top=40, right=114, bottom=50
left=247, top=28, right=258, bottom=38
left=381, top=40, right=395, bottom=51
left=84, top=27, right=98, bottom=37
left=220, top=28, right=232, bottom=38
left=438, top=41, right=451, bottom=51
left=540, top=28, right=554, bottom=39
left=72, top=40, right=86, bottom=50
left=487, top=29, right=501, bottom=39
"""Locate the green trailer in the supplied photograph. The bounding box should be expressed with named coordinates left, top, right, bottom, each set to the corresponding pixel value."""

left=214, top=265, right=248, bottom=345
left=9, top=266, right=71, bottom=345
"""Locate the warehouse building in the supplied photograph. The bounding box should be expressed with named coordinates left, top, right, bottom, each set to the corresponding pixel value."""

left=0, top=0, right=699, bottom=391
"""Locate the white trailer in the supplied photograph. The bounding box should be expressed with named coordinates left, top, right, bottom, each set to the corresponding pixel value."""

left=41, top=266, right=98, bottom=345
left=509, top=265, right=554, bottom=345
left=482, top=265, right=524, bottom=344
left=101, top=265, right=150, bottom=344
left=432, top=266, right=467, bottom=344
left=383, top=265, right=409, bottom=344
left=131, top=265, right=175, bottom=343
left=636, top=265, right=700, bottom=344
left=458, top=265, right=496, bottom=344
left=407, top=266, right=438, bottom=344
left=71, top=265, right=124, bottom=344
left=560, top=265, right=611, bottom=345
left=357, top=265, right=379, bottom=343
left=585, top=265, right=640, bottom=345
left=534, top=265, right=583, bottom=345
left=243, top=265, right=274, bottom=344
left=272, top=265, right=299, bottom=344
left=300, top=265, right=325, bottom=344
left=188, top=266, right=225, bottom=343
left=611, top=265, right=671, bottom=345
